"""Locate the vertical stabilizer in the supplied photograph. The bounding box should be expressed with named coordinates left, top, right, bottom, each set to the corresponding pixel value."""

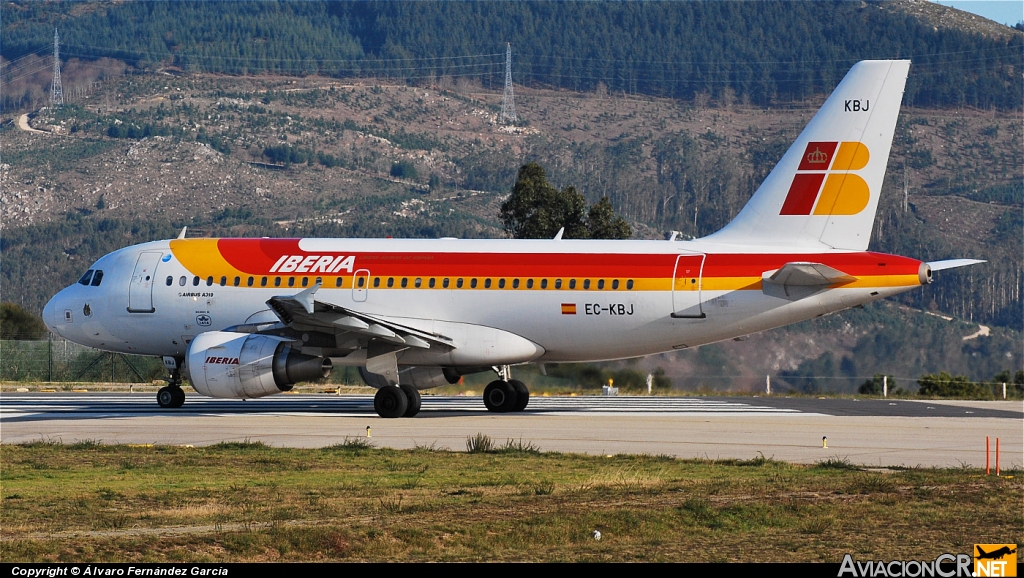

left=704, top=60, right=910, bottom=251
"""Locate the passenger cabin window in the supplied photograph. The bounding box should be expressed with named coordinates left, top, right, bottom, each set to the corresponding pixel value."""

left=387, top=278, right=394, bottom=288
left=612, top=280, right=619, bottom=290
left=442, top=278, right=449, bottom=288
left=179, top=276, right=187, bottom=287
left=627, top=280, right=634, bottom=290
left=192, top=276, right=200, bottom=286
left=554, top=279, right=562, bottom=290
left=315, top=277, right=322, bottom=286
left=457, top=278, right=464, bottom=288
left=233, top=276, right=241, bottom=287
left=220, top=276, right=227, bottom=287
left=274, top=277, right=282, bottom=287
left=597, top=279, right=604, bottom=290
left=78, top=270, right=94, bottom=286
left=484, top=279, right=491, bottom=289
left=498, top=279, right=506, bottom=289
left=166, top=276, right=174, bottom=287
left=415, top=278, right=423, bottom=288
left=428, top=278, right=435, bottom=288
left=335, top=278, right=343, bottom=288
left=526, top=279, right=533, bottom=289
left=288, top=277, right=295, bottom=287
left=569, top=279, right=577, bottom=289
left=583, top=280, right=590, bottom=290
left=206, top=276, right=214, bottom=286
left=301, top=277, right=309, bottom=287
left=372, top=277, right=380, bottom=288
left=401, top=278, right=408, bottom=288
left=470, top=279, right=478, bottom=289
left=540, top=279, right=548, bottom=289
left=260, top=277, right=268, bottom=287
left=512, top=279, right=519, bottom=289
left=247, top=277, right=254, bottom=287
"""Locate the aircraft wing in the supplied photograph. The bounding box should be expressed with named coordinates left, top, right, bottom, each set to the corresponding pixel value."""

left=762, top=262, right=857, bottom=287
left=261, top=284, right=455, bottom=350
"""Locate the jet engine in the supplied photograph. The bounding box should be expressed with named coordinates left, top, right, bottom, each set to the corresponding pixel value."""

left=187, top=331, right=331, bottom=398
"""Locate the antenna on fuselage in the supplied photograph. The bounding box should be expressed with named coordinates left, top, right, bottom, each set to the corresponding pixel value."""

left=552, top=227, right=564, bottom=241
left=176, top=227, right=187, bottom=239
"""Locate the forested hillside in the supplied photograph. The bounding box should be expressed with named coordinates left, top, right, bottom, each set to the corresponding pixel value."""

left=2, top=0, right=1021, bottom=112
left=0, top=1, right=1019, bottom=387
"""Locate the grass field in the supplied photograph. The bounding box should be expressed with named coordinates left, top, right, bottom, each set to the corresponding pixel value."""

left=1, top=439, right=1020, bottom=562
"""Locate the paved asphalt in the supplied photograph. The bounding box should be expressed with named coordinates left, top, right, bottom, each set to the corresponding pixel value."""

left=2, top=393, right=1020, bottom=468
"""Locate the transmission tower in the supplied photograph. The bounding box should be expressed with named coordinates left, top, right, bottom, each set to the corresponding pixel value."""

left=51, top=28, right=64, bottom=106
left=500, top=42, right=516, bottom=123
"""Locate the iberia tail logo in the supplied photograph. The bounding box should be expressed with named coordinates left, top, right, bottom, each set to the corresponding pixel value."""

left=780, top=141, right=870, bottom=216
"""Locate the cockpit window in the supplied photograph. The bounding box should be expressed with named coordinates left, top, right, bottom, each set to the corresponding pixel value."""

left=90, top=270, right=104, bottom=287
left=78, top=270, right=94, bottom=286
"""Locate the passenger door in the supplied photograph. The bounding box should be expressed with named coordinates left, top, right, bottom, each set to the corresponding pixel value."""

left=127, top=252, right=163, bottom=313
left=671, top=253, right=706, bottom=319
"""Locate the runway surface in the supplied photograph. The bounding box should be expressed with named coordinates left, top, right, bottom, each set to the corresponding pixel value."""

left=2, top=392, right=1021, bottom=468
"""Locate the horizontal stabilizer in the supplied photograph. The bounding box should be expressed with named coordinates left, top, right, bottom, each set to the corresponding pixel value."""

left=927, top=259, right=986, bottom=272
left=762, top=262, right=857, bottom=287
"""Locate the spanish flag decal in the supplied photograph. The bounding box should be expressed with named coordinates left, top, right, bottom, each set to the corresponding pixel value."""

left=561, top=303, right=577, bottom=315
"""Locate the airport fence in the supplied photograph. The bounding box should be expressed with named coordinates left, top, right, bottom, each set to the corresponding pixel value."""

left=0, top=338, right=165, bottom=383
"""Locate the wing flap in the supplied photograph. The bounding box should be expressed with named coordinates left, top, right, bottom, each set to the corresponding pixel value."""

left=265, top=284, right=453, bottom=350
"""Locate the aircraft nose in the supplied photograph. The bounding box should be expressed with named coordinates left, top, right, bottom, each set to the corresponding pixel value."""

left=42, top=292, right=63, bottom=338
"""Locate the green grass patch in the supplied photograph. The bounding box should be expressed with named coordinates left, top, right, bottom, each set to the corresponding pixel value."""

left=0, top=442, right=1020, bottom=562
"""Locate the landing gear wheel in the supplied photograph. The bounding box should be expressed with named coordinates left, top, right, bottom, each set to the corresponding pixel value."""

left=509, top=379, right=529, bottom=412
left=483, top=380, right=518, bottom=413
left=374, top=386, right=409, bottom=418
left=157, top=386, right=184, bottom=409
left=400, top=384, right=421, bottom=417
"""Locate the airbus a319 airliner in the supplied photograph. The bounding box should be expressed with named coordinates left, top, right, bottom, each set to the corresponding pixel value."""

left=43, top=60, right=981, bottom=418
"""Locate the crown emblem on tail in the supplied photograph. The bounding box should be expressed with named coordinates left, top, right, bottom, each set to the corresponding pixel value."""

left=806, top=147, right=829, bottom=164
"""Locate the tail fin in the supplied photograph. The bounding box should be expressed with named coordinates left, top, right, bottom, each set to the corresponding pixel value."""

left=705, top=60, right=910, bottom=251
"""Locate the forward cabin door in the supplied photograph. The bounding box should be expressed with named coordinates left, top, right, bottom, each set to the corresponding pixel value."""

left=671, top=253, right=706, bottom=318
left=127, top=252, right=163, bottom=313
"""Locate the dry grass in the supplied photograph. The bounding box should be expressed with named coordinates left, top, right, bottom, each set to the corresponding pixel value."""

left=1, top=441, right=1020, bottom=562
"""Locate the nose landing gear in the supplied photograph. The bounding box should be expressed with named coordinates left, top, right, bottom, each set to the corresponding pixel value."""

left=157, top=358, right=186, bottom=408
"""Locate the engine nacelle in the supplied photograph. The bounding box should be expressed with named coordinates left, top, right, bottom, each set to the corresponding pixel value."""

left=187, top=331, right=331, bottom=399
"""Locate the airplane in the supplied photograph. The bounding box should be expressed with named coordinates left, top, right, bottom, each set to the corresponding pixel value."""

left=42, top=60, right=983, bottom=418
left=975, top=545, right=1016, bottom=560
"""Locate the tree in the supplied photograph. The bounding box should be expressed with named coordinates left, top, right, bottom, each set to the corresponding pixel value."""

left=858, top=374, right=899, bottom=396
left=917, top=372, right=988, bottom=398
left=390, top=160, right=418, bottom=180
left=0, top=302, right=47, bottom=340
left=587, top=196, right=632, bottom=239
left=500, top=163, right=630, bottom=240
left=500, top=163, right=587, bottom=239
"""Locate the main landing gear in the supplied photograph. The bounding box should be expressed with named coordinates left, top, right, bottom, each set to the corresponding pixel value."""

left=373, top=383, right=422, bottom=418
left=483, top=365, right=529, bottom=413
left=157, top=360, right=186, bottom=409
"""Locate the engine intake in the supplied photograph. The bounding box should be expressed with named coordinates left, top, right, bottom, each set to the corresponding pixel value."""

left=187, top=331, right=331, bottom=399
